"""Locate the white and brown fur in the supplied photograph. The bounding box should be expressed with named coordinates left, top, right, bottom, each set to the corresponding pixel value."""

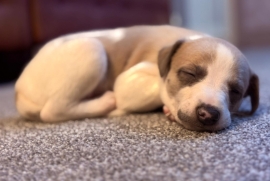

left=15, top=25, right=259, bottom=131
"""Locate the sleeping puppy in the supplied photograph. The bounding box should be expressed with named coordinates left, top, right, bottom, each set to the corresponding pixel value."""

left=15, top=25, right=259, bottom=131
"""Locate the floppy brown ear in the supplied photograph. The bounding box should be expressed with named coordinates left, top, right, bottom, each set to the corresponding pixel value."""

left=158, top=40, right=185, bottom=77
left=245, top=73, right=259, bottom=115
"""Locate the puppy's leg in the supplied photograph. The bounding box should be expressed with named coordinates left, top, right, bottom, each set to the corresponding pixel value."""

left=41, top=91, right=116, bottom=122
left=39, top=38, right=117, bottom=122
left=163, top=105, right=176, bottom=121
left=108, top=61, right=163, bottom=116
left=17, top=37, right=115, bottom=122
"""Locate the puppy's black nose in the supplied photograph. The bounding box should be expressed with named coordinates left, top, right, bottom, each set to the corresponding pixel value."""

left=197, top=105, right=220, bottom=126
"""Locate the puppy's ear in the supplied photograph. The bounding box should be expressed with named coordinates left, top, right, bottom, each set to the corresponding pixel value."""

left=158, top=40, right=185, bottom=77
left=245, top=72, right=259, bottom=115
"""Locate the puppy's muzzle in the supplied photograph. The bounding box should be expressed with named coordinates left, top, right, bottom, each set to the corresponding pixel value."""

left=196, top=104, right=220, bottom=126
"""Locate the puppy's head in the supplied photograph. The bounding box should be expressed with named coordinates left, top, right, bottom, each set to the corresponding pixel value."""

left=158, top=37, right=259, bottom=131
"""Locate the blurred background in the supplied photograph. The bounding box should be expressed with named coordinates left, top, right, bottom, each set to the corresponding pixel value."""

left=0, top=0, right=269, bottom=83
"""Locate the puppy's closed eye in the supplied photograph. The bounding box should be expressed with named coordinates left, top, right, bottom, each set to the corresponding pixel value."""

left=228, top=83, right=244, bottom=111
left=229, top=83, right=243, bottom=97
left=230, top=89, right=241, bottom=96
left=177, top=69, right=197, bottom=86
left=177, top=66, right=207, bottom=86
left=180, top=70, right=196, bottom=78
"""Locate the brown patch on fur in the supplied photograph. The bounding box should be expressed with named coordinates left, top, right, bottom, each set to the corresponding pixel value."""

left=164, top=38, right=218, bottom=97
left=218, top=38, right=259, bottom=114
left=158, top=40, right=185, bottom=77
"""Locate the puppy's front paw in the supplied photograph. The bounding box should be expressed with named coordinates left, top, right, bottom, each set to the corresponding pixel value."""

left=107, top=109, right=127, bottom=117
left=163, top=105, right=176, bottom=121
left=99, top=91, right=116, bottom=113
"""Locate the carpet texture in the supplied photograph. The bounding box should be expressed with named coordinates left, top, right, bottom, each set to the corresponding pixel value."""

left=0, top=48, right=270, bottom=181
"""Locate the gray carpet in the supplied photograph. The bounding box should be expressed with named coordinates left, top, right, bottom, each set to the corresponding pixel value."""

left=0, top=47, right=270, bottom=181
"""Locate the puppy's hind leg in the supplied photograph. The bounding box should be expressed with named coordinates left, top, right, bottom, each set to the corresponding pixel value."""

left=39, top=38, right=116, bottom=122
left=41, top=91, right=116, bottom=122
